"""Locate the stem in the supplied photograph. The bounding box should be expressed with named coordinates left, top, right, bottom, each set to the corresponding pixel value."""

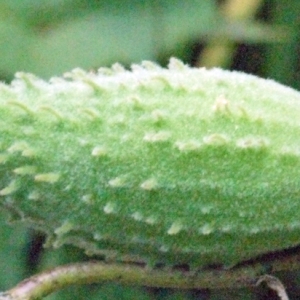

left=256, top=275, right=289, bottom=300
left=198, top=0, right=263, bottom=68
left=1, top=251, right=300, bottom=300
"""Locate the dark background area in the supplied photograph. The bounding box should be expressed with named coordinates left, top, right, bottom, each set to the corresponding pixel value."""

left=0, top=0, right=299, bottom=299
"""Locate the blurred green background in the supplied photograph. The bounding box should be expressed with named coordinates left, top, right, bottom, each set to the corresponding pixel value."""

left=0, top=0, right=300, bottom=299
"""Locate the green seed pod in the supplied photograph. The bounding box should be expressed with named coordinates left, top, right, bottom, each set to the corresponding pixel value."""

left=1, top=58, right=300, bottom=268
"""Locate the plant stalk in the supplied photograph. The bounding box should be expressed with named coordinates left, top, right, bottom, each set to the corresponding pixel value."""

left=1, top=251, right=299, bottom=300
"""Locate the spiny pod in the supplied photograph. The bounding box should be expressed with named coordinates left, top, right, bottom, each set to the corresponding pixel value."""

left=1, top=58, right=300, bottom=269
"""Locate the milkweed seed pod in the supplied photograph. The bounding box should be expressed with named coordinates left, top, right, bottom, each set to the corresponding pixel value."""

left=1, top=58, right=300, bottom=269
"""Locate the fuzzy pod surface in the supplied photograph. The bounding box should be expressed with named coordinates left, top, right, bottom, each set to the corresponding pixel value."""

left=1, top=58, right=300, bottom=268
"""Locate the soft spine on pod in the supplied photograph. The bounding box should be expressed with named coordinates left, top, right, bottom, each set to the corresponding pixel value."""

left=1, top=58, right=300, bottom=269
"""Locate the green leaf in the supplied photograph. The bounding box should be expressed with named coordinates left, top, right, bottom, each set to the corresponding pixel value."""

left=0, top=1, right=216, bottom=78
left=0, top=211, right=28, bottom=290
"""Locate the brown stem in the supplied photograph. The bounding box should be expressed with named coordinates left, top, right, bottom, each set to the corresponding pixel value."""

left=2, top=251, right=300, bottom=300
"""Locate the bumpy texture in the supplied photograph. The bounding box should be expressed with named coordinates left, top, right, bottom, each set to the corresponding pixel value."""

left=1, top=58, right=300, bottom=268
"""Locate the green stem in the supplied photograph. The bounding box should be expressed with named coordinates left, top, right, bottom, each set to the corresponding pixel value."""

left=1, top=252, right=299, bottom=300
